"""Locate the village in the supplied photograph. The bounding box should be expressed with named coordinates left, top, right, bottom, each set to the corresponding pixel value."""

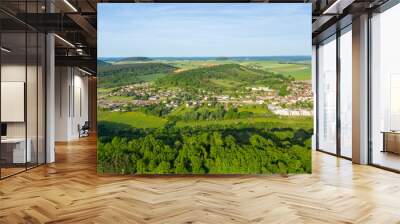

left=98, top=81, right=313, bottom=116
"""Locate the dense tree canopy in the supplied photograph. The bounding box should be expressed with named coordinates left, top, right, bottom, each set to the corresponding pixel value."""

left=97, top=121, right=312, bottom=174
left=98, top=63, right=176, bottom=88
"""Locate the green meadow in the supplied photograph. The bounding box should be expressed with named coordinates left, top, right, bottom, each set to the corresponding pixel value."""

left=98, top=111, right=167, bottom=128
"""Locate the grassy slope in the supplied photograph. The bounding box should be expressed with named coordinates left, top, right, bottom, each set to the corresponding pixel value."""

left=265, top=64, right=310, bottom=80
left=238, top=105, right=272, bottom=115
left=98, top=111, right=167, bottom=128
left=175, top=116, right=312, bottom=129
left=239, top=61, right=311, bottom=80
left=169, top=104, right=274, bottom=116
left=137, top=73, right=168, bottom=82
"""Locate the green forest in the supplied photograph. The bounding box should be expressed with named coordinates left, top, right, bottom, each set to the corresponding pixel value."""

left=98, top=62, right=176, bottom=88
left=97, top=121, right=312, bottom=174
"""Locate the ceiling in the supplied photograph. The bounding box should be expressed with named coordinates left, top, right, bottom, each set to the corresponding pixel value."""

left=0, top=0, right=394, bottom=73
left=0, top=0, right=97, bottom=73
left=311, top=0, right=390, bottom=44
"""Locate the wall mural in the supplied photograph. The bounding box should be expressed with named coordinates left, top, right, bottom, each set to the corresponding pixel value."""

left=97, top=3, right=313, bottom=174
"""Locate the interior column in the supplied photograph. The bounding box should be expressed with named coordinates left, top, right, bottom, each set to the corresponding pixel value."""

left=352, top=14, right=369, bottom=164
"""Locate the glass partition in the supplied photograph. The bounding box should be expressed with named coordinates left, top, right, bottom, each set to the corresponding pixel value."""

left=0, top=2, right=46, bottom=179
left=339, top=27, right=352, bottom=158
left=1, top=31, right=28, bottom=177
left=37, top=32, right=45, bottom=165
left=370, top=3, right=400, bottom=171
left=27, top=31, right=38, bottom=169
left=317, top=35, right=337, bottom=154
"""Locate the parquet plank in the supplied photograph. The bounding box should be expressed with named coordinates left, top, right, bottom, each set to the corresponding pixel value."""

left=0, top=136, right=400, bottom=223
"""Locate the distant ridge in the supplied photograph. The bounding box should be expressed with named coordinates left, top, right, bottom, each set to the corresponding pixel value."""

left=97, top=60, right=111, bottom=66
left=98, top=56, right=311, bottom=62
left=116, top=57, right=152, bottom=62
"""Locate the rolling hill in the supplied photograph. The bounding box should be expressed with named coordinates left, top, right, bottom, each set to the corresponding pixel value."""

left=114, top=57, right=153, bottom=64
left=98, top=62, right=177, bottom=88
left=97, top=60, right=111, bottom=67
left=155, top=64, right=292, bottom=93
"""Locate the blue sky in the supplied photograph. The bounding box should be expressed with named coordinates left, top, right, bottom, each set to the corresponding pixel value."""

left=98, top=4, right=311, bottom=57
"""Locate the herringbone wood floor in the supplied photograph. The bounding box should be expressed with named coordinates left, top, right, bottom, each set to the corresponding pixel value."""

left=1, top=136, right=400, bottom=224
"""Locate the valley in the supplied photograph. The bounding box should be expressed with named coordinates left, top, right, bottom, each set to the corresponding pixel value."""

left=97, top=57, right=313, bottom=174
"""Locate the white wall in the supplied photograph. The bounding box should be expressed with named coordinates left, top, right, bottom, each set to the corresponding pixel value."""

left=72, top=73, right=89, bottom=138
left=55, top=67, right=89, bottom=141
left=55, top=67, right=69, bottom=141
left=1, top=64, right=26, bottom=81
left=1, top=65, right=26, bottom=139
left=1, top=82, right=25, bottom=122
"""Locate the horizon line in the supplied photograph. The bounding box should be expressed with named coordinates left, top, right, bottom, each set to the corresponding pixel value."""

left=98, top=55, right=311, bottom=59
